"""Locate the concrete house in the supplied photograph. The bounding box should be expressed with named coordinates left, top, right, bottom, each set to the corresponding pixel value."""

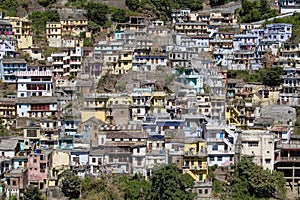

left=0, top=58, right=27, bottom=83
left=16, top=71, right=53, bottom=98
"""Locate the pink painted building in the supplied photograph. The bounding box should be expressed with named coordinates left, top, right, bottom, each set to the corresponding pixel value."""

left=27, top=149, right=52, bottom=191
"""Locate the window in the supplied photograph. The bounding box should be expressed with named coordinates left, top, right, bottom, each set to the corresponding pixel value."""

left=33, top=159, right=37, bottom=163
left=205, top=189, right=208, bottom=194
left=265, top=159, right=271, bottom=164
left=19, top=161, right=22, bottom=166
left=199, top=189, right=203, bottom=194
left=137, top=148, right=140, bottom=153
left=248, top=141, right=258, bottom=147
left=12, top=180, right=16, bottom=186
left=137, top=157, right=142, bottom=166
left=212, top=144, right=218, bottom=151
left=92, top=158, right=96, bottom=163
left=209, top=156, right=214, bottom=161
left=217, top=157, right=222, bottom=161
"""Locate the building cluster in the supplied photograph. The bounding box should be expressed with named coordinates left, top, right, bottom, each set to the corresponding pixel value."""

left=0, top=2, right=299, bottom=200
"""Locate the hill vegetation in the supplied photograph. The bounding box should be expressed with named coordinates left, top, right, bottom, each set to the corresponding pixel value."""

left=235, top=0, right=277, bottom=23
left=126, top=0, right=203, bottom=20
left=228, top=67, right=284, bottom=87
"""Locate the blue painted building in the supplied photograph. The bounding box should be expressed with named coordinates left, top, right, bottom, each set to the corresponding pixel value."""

left=0, top=58, right=27, bottom=83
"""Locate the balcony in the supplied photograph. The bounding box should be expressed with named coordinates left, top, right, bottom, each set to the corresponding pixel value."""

left=275, top=156, right=300, bottom=163
left=276, top=143, right=300, bottom=149
left=183, top=162, right=207, bottom=170
left=60, top=144, right=73, bottom=150
left=185, top=150, right=207, bottom=157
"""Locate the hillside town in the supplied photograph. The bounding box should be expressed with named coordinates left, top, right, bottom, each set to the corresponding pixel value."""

left=0, top=0, right=299, bottom=199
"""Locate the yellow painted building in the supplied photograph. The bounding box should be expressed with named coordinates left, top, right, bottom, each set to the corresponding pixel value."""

left=0, top=98, right=16, bottom=129
left=49, top=150, right=70, bottom=187
left=112, top=50, right=133, bottom=75
left=183, top=138, right=208, bottom=182
left=151, top=92, right=167, bottom=114
left=81, top=94, right=110, bottom=123
left=60, top=18, right=88, bottom=36
left=4, top=16, right=33, bottom=49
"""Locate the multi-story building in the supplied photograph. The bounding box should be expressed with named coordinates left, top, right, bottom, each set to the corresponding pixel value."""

left=280, top=64, right=300, bottom=105
left=81, top=93, right=110, bottom=123
left=0, top=39, right=15, bottom=59
left=176, top=68, right=204, bottom=93
left=168, top=46, right=198, bottom=68
left=279, top=0, right=300, bottom=13
left=0, top=58, right=27, bottom=83
left=237, top=130, right=275, bottom=170
left=183, top=138, right=208, bottom=182
left=116, top=16, right=147, bottom=32
left=131, top=88, right=152, bottom=121
left=107, top=95, right=132, bottom=125
left=111, top=50, right=133, bottom=74
left=264, top=23, right=292, bottom=44
left=46, top=22, right=62, bottom=47
left=27, top=150, right=52, bottom=191
left=132, top=54, right=168, bottom=72
left=205, top=124, right=237, bottom=167
left=0, top=19, right=13, bottom=35
left=196, top=94, right=211, bottom=116
left=275, top=135, right=300, bottom=191
left=174, top=22, right=207, bottom=35
left=60, top=16, right=88, bottom=36
left=17, top=97, right=58, bottom=118
left=16, top=71, right=53, bottom=97
left=0, top=98, right=16, bottom=129
left=4, top=168, right=28, bottom=199
left=3, top=16, right=32, bottom=49
left=51, top=47, right=82, bottom=78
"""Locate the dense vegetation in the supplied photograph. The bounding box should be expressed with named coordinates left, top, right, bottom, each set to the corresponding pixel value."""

left=210, top=157, right=286, bottom=199
left=265, top=12, right=300, bottom=41
left=228, top=67, right=284, bottom=87
left=0, top=0, right=19, bottom=17
left=126, top=0, right=203, bottom=20
left=37, top=0, right=56, bottom=7
left=231, top=157, right=286, bottom=199
left=235, top=0, right=277, bottom=23
left=23, top=185, right=43, bottom=200
left=61, top=164, right=195, bottom=200
left=29, top=10, right=60, bottom=35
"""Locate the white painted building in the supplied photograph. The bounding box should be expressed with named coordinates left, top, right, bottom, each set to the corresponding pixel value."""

left=16, top=97, right=58, bottom=118
left=205, top=124, right=237, bottom=167
left=238, top=130, right=275, bottom=170
left=16, top=71, right=53, bottom=97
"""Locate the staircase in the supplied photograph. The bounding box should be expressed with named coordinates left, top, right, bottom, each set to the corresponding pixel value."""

left=185, top=169, right=199, bottom=181
left=231, top=106, right=241, bottom=117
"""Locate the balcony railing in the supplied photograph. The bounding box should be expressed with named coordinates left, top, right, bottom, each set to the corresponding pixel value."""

left=275, top=156, right=300, bottom=163
left=185, top=151, right=207, bottom=157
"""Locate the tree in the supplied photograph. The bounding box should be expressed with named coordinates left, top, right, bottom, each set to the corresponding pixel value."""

left=231, top=157, right=286, bottom=200
left=23, top=185, right=43, bottom=200
left=235, top=0, right=277, bottom=23
left=61, top=170, right=82, bottom=199
left=111, top=9, right=127, bottom=23
left=120, top=174, right=150, bottom=200
left=37, top=0, right=56, bottom=7
left=85, top=1, right=109, bottom=27
left=80, top=175, right=123, bottom=200
left=29, top=10, right=60, bottom=35
left=260, top=67, right=284, bottom=87
left=148, top=164, right=195, bottom=200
